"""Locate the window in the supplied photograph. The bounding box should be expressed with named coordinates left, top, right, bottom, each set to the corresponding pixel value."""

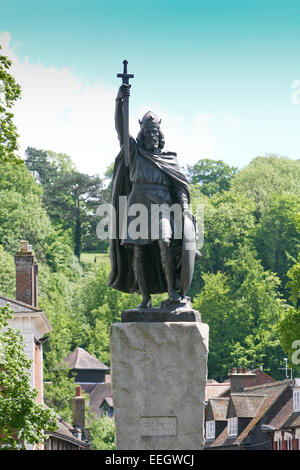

left=228, top=417, right=238, bottom=437
left=293, top=390, right=300, bottom=412
left=287, top=437, right=292, bottom=450
left=206, top=420, right=215, bottom=440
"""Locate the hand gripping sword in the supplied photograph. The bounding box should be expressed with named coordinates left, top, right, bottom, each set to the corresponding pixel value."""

left=117, top=60, right=134, bottom=166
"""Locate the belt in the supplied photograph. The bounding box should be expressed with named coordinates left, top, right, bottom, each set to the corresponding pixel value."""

left=133, top=181, right=170, bottom=188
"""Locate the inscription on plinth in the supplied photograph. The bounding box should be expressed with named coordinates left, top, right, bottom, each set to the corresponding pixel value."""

left=140, top=417, right=177, bottom=437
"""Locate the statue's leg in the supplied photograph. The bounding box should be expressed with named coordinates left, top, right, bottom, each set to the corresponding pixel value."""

left=158, top=239, right=181, bottom=303
left=133, top=245, right=152, bottom=308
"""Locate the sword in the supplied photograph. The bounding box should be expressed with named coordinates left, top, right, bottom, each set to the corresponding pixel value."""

left=117, top=60, right=134, bottom=165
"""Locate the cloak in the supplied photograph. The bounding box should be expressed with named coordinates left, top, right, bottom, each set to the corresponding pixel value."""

left=108, top=141, right=194, bottom=295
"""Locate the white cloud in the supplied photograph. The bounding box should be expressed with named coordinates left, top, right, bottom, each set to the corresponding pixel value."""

left=1, top=31, right=240, bottom=175
left=0, top=31, right=118, bottom=176
left=132, top=105, right=218, bottom=169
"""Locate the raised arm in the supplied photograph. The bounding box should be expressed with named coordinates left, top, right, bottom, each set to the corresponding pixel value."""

left=115, top=84, right=131, bottom=147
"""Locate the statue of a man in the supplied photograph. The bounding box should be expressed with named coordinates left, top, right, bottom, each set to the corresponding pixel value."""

left=108, top=82, right=199, bottom=309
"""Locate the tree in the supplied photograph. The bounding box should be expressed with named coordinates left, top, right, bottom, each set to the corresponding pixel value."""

left=0, top=306, right=57, bottom=449
left=186, top=158, right=238, bottom=197
left=47, top=171, right=103, bottom=258
left=89, top=415, right=115, bottom=450
left=254, top=193, right=300, bottom=297
left=0, top=246, right=15, bottom=297
left=43, top=370, right=77, bottom=424
left=73, top=261, right=139, bottom=366
left=277, top=214, right=300, bottom=372
left=0, top=46, right=21, bottom=163
left=230, top=155, right=300, bottom=219
left=0, top=161, right=53, bottom=258
left=25, top=147, right=75, bottom=186
left=189, top=192, right=256, bottom=297
left=193, top=248, right=286, bottom=380
left=25, top=148, right=104, bottom=257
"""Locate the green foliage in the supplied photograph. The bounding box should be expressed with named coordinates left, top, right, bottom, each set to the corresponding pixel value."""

left=277, top=306, right=300, bottom=371
left=286, top=252, right=300, bottom=307
left=0, top=306, right=57, bottom=449
left=25, top=147, right=104, bottom=257
left=74, top=261, right=140, bottom=366
left=254, top=193, right=300, bottom=297
left=39, top=269, right=85, bottom=371
left=0, top=246, right=15, bottom=297
left=0, top=46, right=22, bottom=163
left=25, top=147, right=75, bottom=185
left=230, top=155, right=300, bottom=218
left=189, top=192, right=256, bottom=297
left=193, top=248, right=286, bottom=379
left=0, top=161, right=42, bottom=197
left=186, top=158, right=238, bottom=197
left=43, top=370, right=76, bottom=424
left=277, top=218, right=300, bottom=372
left=0, top=161, right=52, bottom=258
left=89, top=415, right=115, bottom=450
left=47, top=170, right=103, bottom=257
left=0, top=190, right=53, bottom=257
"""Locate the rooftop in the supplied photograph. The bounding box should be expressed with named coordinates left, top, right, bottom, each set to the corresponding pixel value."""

left=207, top=379, right=292, bottom=449
left=208, top=398, right=230, bottom=420
left=64, top=348, right=109, bottom=371
left=0, top=294, right=42, bottom=313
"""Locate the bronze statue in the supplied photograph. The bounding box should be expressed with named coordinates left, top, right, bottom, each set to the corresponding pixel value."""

left=108, top=61, right=199, bottom=309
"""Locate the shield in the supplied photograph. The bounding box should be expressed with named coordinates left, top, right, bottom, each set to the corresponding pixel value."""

left=179, top=212, right=197, bottom=295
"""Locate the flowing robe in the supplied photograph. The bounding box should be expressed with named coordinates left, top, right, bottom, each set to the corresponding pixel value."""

left=108, top=137, right=194, bottom=295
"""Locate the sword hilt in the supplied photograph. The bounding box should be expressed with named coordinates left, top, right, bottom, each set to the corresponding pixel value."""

left=117, top=59, right=134, bottom=85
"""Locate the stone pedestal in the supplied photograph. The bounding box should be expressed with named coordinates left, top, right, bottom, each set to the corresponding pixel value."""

left=110, top=321, right=209, bottom=450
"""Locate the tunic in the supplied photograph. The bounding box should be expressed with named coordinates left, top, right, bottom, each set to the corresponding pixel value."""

left=121, top=138, right=184, bottom=245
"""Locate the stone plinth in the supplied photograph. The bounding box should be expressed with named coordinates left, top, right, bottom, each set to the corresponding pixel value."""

left=110, top=321, right=209, bottom=450
left=121, top=297, right=201, bottom=323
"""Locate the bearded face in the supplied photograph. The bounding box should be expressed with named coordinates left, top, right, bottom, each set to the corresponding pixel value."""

left=142, top=126, right=160, bottom=151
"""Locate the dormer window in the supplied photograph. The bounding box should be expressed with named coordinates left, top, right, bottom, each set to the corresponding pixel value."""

left=206, top=420, right=215, bottom=440
left=228, top=417, right=238, bottom=437
left=293, top=390, right=300, bottom=412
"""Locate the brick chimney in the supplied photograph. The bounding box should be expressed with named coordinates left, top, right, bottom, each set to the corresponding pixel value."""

left=72, top=385, right=85, bottom=430
left=14, top=240, right=38, bottom=307
left=229, top=367, right=257, bottom=393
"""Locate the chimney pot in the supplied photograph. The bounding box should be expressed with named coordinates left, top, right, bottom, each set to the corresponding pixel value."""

left=232, top=367, right=237, bottom=374
left=20, top=240, right=29, bottom=252
left=75, top=385, right=81, bottom=397
left=243, top=367, right=247, bottom=373
left=238, top=366, right=242, bottom=373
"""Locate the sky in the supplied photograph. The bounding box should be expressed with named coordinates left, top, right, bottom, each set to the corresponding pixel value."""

left=1, top=0, right=300, bottom=177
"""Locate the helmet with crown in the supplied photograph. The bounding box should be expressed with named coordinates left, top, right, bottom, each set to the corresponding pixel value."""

left=139, top=111, right=161, bottom=129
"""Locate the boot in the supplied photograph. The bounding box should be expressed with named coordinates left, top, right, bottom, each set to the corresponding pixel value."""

left=133, top=246, right=152, bottom=309
left=158, top=240, right=181, bottom=303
